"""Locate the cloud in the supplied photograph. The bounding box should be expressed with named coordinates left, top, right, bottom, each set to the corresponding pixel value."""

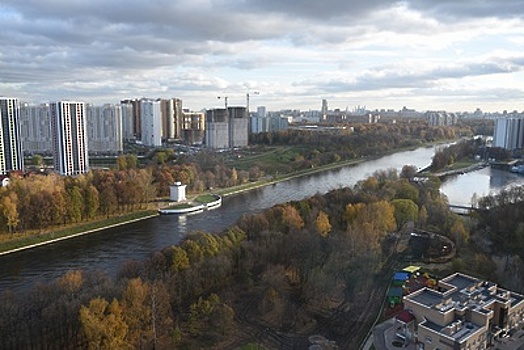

left=0, top=0, right=523, bottom=111
left=300, top=55, right=524, bottom=93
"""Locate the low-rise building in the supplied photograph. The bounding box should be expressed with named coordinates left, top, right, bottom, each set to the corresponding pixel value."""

left=401, top=272, right=524, bottom=349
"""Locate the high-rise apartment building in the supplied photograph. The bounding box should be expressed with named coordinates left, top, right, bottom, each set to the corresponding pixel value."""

left=120, top=101, right=135, bottom=141
left=205, top=108, right=229, bottom=149
left=140, top=99, right=162, bottom=147
left=182, top=111, right=205, bottom=145
left=205, top=106, right=248, bottom=149
left=50, top=101, right=89, bottom=176
left=121, top=98, right=141, bottom=140
left=19, top=103, right=53, bottom=155
left=494, top=115, right=524, bottom=150
left=86, top=104, right=123, bottom=155
left=160, top=98, right=183, bottom=141
left=0, top=98, right=24, bottom=174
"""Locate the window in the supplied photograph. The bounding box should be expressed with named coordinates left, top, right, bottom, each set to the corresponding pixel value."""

left=426, top=336, right=432, bottom=344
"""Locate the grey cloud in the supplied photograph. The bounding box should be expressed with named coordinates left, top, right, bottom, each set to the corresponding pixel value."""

left=305, top=57, right=524, bottom=93
left=408, top=0, right=524, bottom=19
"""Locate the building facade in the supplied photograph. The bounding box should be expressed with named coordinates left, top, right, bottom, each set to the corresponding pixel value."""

left=402, top=272, right=524, bottom=349
left=50, top=101, right=89, bottom=176
left=205, top=108, right=229, bottom=149
left=0, top=98, right=24, bottom=174
left=19, top=103, right=53, bottom=156
left=426, top=111, right=458, bottom=127
left=493, top=115, right=524, bottom=150
left=160, top=98, right=183, bottom=142
left=120, top=101, right=135, bottom=141
left=182, top=111, right=205, bottom=145
left=140, top=99, right=162, bottom=147
left=205, top=107, right=248, bottom=149
left=86, top=104, right=123, bottom=155
left=228, top=106, right=248, bottom=148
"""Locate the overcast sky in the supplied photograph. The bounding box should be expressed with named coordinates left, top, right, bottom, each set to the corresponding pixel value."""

left=1, top=0, right=523, bottom=112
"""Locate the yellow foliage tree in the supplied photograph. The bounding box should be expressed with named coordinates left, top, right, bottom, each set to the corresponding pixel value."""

left=79, top=298, right=128, bottom=350
left=315, top=210, right=332, bottom=238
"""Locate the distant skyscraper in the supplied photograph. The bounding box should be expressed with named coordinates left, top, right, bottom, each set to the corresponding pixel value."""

left=120, top=101, right=135, bottom=141
left=321, top=99, right=328, bottom=117
left=205, top=106, right=248, bottom=149
left=494, top=116, right=524, bottom=150
left=20, top=103, right=53, bottom=155
left=160, top=98, right=183, bottom=141
left=140, top=99, right=162, bottom=147
left=86, top=104, right=123, bottom=155
left=50, top=101, right=89, bottom=176
left=0, top=98, right=23, bottom=175
left=182, top=111, right=205, bottom=145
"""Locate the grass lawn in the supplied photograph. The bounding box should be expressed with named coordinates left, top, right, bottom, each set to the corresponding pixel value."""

left=195, top=194, right=219, bottom=203
left=170, top=203, right=194, bottom=209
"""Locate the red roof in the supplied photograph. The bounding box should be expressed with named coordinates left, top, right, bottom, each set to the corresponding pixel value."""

left=396, top=310, right=415, bottom=323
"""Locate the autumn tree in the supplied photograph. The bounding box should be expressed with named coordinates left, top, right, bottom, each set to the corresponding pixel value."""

left=0, top=190, right=19, bottom=234
left=79, top=298, right=129, bottom=350
left=315, top=210, right=332, bottom=238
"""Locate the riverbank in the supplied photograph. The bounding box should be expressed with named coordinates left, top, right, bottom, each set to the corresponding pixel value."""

left=0, top=140, right=453, bottom=256
left=0, top=210, right=158, bottom=255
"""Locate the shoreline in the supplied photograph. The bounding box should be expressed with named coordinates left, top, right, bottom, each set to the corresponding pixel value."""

left=0, top=140, right=454, bottom=256
left=0, top=213, right=159, bottom=256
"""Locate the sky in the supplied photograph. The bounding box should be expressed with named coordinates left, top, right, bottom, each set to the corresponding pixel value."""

left=1, top=0, right=524, bottom=113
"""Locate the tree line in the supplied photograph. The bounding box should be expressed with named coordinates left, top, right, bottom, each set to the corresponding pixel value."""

left=0, top=168, right=469, bottom=349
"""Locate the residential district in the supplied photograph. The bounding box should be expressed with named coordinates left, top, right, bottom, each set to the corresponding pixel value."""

left=0, top=96, right=523, bottom=178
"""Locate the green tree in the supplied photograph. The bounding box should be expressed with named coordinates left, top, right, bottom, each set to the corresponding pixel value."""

left=171, top=246, right=190, bottom=272
left=67, top=186, right=85, bottom=223
left=84, top=185, right=100, bottom=220
left=391, top=199, right=419, bottom=230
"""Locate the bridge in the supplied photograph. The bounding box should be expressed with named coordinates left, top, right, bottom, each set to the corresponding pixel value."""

left=448, top=204, right=478, bottom=216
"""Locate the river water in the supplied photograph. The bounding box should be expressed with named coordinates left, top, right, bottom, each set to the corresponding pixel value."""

left=1, top=144, right=522, bottom=293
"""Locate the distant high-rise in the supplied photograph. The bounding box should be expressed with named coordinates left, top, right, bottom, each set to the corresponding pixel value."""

left=160, top=98, right=183, bottom=141
left=0, top=98, right=23, bottom=174
left=86, top=104, right=123, bottom=155
left=494, top=115, right=524, bottom=150
left=206, top=106, right=248, bottom=149
left=50, top=101, right=89, bottom=176
left=321, top=99, right=328, bottom=117
left=140, top=99, right=162, bottom=147
left=120, top=101, right=135, bottom=141
left=182, top=111, right=205, bottom=145
left=20, top=103, right=53, bottom=155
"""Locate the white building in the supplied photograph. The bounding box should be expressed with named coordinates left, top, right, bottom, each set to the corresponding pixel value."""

left=0, top=98, right=24, bottom=175
left=494, top=115, right=524, bottom=150
left=19, top=103, right=53, bottom=155
left=169, top=182, right=186, bottom=202
left=140, top=99, right=162, bottom=147
left=86, top=104, right=123, bottom=154
left=50, top=101, right=89, bottom=176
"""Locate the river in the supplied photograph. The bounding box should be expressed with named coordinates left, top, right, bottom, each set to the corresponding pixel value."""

left=1, top=144, right=522, bottom=293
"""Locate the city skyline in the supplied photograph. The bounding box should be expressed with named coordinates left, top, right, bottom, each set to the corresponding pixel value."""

left=1, top=1, right=523, bottom=112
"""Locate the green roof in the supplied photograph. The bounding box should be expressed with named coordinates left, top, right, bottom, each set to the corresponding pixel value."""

left=402, top=265, right=421, bottom=274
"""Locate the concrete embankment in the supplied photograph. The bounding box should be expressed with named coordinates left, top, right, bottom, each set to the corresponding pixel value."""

left=0, top=213, right=159, bottom=256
